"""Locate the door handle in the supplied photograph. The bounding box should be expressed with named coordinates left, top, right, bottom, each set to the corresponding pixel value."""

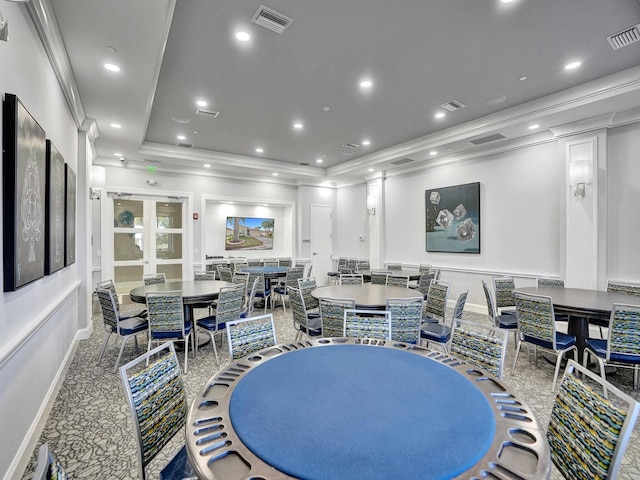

left=313, top=252, right=318, bottom=255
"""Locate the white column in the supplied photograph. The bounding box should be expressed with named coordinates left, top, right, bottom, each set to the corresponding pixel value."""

left=367, top=176, right=385, bottom=269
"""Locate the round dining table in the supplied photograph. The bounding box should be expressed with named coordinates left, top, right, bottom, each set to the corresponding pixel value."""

left=311, top=283, right=421, bottom=309
left=186, top=338, right=551, bottom=480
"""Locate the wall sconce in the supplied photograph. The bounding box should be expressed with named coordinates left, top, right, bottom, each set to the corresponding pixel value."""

left=89, top=187, right=101, bottom=200
left=569, top=159, right=592, bottom=198
left=367, top=194, right=377, bottom=215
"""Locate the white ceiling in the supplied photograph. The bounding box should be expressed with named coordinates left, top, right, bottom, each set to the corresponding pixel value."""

left=47, top=0, right=640, bottom=186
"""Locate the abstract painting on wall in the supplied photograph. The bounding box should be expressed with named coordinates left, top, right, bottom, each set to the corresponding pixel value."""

left=64, top=164, right=76, bottom=266
left=2, top=93, right=47, bottom=291
left=425, top=182, right=480, bottom=253
left=45, top=140, right=66, bottom=274
left=225, top=217, right=274, bottom=250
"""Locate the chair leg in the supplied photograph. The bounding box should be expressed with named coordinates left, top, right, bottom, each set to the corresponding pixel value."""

left=511, top=338, right=523, bottom=374
left=97, top=332, right=112, bottom=365
left=183, top=337, right=189, bottom=374
left=209, top=331, right=219, bottom=364
left=114, top=336, right=129, bottom=373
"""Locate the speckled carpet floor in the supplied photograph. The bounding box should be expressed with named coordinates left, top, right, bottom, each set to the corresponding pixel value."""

left=20, top=302, right=640, bottom=480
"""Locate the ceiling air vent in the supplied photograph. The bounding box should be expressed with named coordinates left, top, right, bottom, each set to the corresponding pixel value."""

left=607, top=24, right=640, bottom=50
left=390, top=158, right=414, bottom=166
left=440, top=100, right=466, bottom=112
left=177, top=142, right=193, bottom=148
left=469, top=133, right=506, bottom=145
left=251, top=5, right=293, bottom=34
left=196, top=108, right=220, bottom=118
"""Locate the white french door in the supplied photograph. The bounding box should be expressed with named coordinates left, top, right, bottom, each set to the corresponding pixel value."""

left=103, top=194, right=186, bottom=292
left=310, top=204, right=333, bottom=286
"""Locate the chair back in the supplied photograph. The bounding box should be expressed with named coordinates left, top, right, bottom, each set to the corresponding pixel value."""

left=278, top=258, right=292, bottom=267
left=336, top=257, right=348, bottom=269
left=146, top=290, right=187, bottom=340
left=448, top=319, right=508, bottom=379
left=119, top=342, right=187, bottom=480
left=344, top=309, right=391, bottom=340
left=231, top=260, right=248, bottom=271
left=356, top=259, right=370, bottom=270
left=386, top=263, right=402, bottom=271
left=247, top=259, right=263, bottom=267
left=606, top=303, right=640, bottom=361
left=319, top=297, right=356, bottom=337
left=247, top=270, right=267, bottom=295
left=481, top=280, right=497, bottom=321
left=97, top=279, right=120, bottom=312
left=346, top=258, right=358, bottom=272
left=514, top=292, right=557, bottom=347
left=194, top=271, right=216, bottom=281
left=232, top=271, right=250, bottom=298
left=283, top=266, right=305, bottom=289
left=493, top=275, right=516, bottom=309
left=298, top=277, right=319, bottom=310
left=217, top=266, right=233, bottom=282
left=289, top=286, right=311, bottom=332
left=416, top=271, right=436, bottom=296
left=370, top=270, right=389, bottom=285
left=143, top=273, right=166, bottom=285
left=215, top=284, right=245, bottom=327
left=387, top=275, right=409, bottom=288
left=606, top=280, right=640, bottom=296
left=263, top=258, right=279, bottom=267
left=243, top=277, right=260, bottom=317
left=96, top=287, right=120, bottom=332
left=386, top=297, right=423, bottom=344
left=548, top=360, right=640, bottom=480
left=340, top=273, right=364, bottom=285
left=32, top=443, right=67, bottom=480
left=418, top=263, right=431, bottom=273
left=424, top=280, right=450, bottom=322
left=227, top=314, right=277, bottom=360
left=453, top=290, right=468, bottom=320
left=536, top=277, right=565, bottom=288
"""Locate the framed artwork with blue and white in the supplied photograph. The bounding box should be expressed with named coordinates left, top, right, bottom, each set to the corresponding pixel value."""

left=425, top=182, right=480, bottom=254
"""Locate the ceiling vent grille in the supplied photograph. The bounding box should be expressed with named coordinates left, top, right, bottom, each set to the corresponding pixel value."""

left=469, top=133, right=506, bottom=145
left=342, top=143, right=360, bottom=148
left=252, top=5, right=293, bottom=34
left=607, top=24, right=640, bottom=50
left=440, top=100, right=466, bottom=112
left=390, top=158, right=414, bottom=166
left=196, top=108, right=220, bottom=118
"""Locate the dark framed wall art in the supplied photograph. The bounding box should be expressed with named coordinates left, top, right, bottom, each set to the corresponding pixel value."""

left=45, top=140, right=66, bottom=274
left=64, top=164, right=77, bottom=266
left=2, top=93, right=47, bottom=291
left=425, top=182, right=480, bottom=254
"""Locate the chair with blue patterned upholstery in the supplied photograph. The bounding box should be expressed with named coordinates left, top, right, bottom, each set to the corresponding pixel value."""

left=584, top=303, right=640, bottom=393
left=536, top=276, right=569, bottom=325
left=414, top=271, right=437, bottom=298
left=343, top=309, right=391, bottom=340
left=298, top=277, right=320, bottom=313
left=119, top=342, right=196, bottom=480
left=32, top=443, right=68, bottom=480
left=327, top=257, right=348, bottom=284
left=448, top=319, right=508, bottom=379
left=548, top=360, right=639, bottom=480
left=96, top=287, right=148, bottom=373
left=420, top=289, right=466, bottom=352
left=196, top=283, right=244, bottom=363
left=482, top=280, right=518, bottom=339
left=146, top=290, right=194, bottom=373
left=370, top=270, right=390, bottom=285
left=241, top=277, right=260, bottom=319
left=272, top=266, right=305, bottom=313
left=278, top=258, right=292, bottom=267
left=289, top=286, right=321, bottom=341
left=143, top=272, right=166, bottom=285
left=422, top=279, right=450, bottom=324
left=594, top=280, right=640, bottom=337
left=340, top=273, right=364, bottom=285
left=386, top=297, right=423, bottom=344
left=217, top=266, right=233, bottom=283
left=386, top=262, right=402, bottom=271
left=319, top=297, right=356, bottom=338
left=492, top=275, right=516, bottom=315
left=247, top=270, right=272, bottom=313
left=192, top=270, right=217, bottom=316
left=512, top=292, right=577, bottom=391
left=226, top=314, right=277, bottom=360
left=387, top=274, right=410, bottom=288
left=97, top=279, right=147, bottom=320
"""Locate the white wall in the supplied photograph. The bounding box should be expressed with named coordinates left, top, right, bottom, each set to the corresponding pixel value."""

left=0, top=4, right=82, bottom=478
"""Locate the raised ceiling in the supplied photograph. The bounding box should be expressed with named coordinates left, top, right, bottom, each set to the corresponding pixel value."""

left=47, top=0, right=640, bottom=185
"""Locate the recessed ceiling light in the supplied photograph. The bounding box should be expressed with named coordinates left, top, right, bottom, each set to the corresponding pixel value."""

left=362, top=140, right=371, bottom=146
left=104, top=63, right=120, bottom=72
left=293, top=122, right=303, bottom=130
left=519, top=76, right=528, bottom=81
left=196, top=100, right=207, bottom=107
left=114, top=152, right=122, bottom=157
left=368, top=168, right=374, bottom=172
left=360, top=79, right=373, bottom=88
left=177, top=135, right=186, bottom=140
left=316, top=158, right=323, bottom=163
left=110, top=123, right=121, bottom=129
left=322, top=106, right=330, bottom=112
left=204, top=164, right=211, bottom=168
left=193, top=131, right=199, bottom=134
left=430, top=150, right=438, bottom=156
left=235, top=31, right=251, bottom=42
left=501, top=0, right=517, bottom=3
left=565, top=61, right=582, bottom=70
left=256, top=147, right=264, bottom=153
left=528, top=124, right=540, bottom=130
left=272, top=173, right=279, bottom=176
left=435, top=112, right=446, bottom=119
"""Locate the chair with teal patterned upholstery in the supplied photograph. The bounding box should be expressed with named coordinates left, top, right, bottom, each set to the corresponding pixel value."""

left=420, top=290, right=466, bottom=352
left=119, top=342, right=196, bottom=480
left=196, top=283, right=244, bottom=363
left=387, top=274, right=410, bottom=288
left=217, top=266, right=233, bottom=283
left=536, top=276, right=569, bottom=325
left=232, top=271, right=250, bottom=306
left=418, top=263, right=431, bottom=273
left=482, top=280, right=518, bottom=336
left=192, top=270, right=217, bottom=316
left=241, top=277, right=260, bottom=319
left=356, top=258, right=370, bottom=271
left=32, top=443, right=68, bottom=480
left=263, top=258, right=279, bottom=267
left=146, top=290, right=194, bottom=373
left=97, top=279, right=147, bottom=319
left=327, top=257, right=348, bottom=284
left=247, top=259, right=263, bottom=267
left=386, top=262, right=402, bottom=271
left=414, top=271, right=437, bottom=299
left=96, top=287, right=148, bottom=373
left=272, top=266, right=304, bottom=313
left=512, top=292, right=577, bottom=391
left=584, top=303, right=640, bottom=393
left=143, top=272, right=166, bottom=285
left=548, top=360, right=639, bottom=480
left=370, top=270, right=389, bottom=285
left=386, top=297, right=423, bottom=344
left=246, top=270, right=271, bottom=312
left=448, top=319, right=508, bottom=379
left=289, top=286, right=321, bottom=341
left=607, top=279, right=640, bottom=296
left=343, top=309, right=391, bottom=340
left=278, top=258, right=292, bottom=267
left=340, top=273, right=364, bottom=285
left=422, top=279, right=450, bottom=323
left=319, top=297, right=356, bottom=338
left=493, top=275, right=516, bottom=315
left=227, top=314, right=277, bottom=360
left=298, top=277, right=319, bottom=313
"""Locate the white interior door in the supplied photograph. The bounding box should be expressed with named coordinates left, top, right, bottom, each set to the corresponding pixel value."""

left=310, top=204, right=333, bottom=286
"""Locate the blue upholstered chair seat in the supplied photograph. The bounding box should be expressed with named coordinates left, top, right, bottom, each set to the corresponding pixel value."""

left=196, top=316, right=227, bottom=331
left=421, top=314, right=439, bottom=324
left=158, top=445, right=196, bottom=480
left=151, top=321, right=193, bottom=339
left=585, top=338, right=640, bottom=364
left=273, top=286, right=286, bottom=295
left=109, top=317, right=148, bottom=335
left=420, top=323, right=451, bottom=343
left=300, top=314, right=322, bottom=336
left=256, top=288, right=271, bottom=297
left=495, top=311, right=518, bottom=329
left=523, top=332, right=575, bottom=350
left=118, top=309, right=148, bottom=320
